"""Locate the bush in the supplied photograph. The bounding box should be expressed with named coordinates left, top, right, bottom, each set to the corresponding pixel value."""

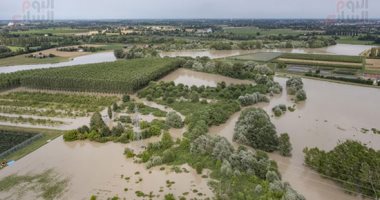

left=166, top=112, right=183, bottom=128
left=164, top=194, right=176, bottom=200
left=278, top=133, right=292, bottom=157
left=63, top=130, right=78, bottom=141
left=295, top=89, right=307, bottom=102
left=122, top=94, right=130, bottom=102
left=124, top=148, right=135, bottom=158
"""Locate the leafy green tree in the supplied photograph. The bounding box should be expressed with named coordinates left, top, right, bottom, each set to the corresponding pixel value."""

left=108, top=106, right=112, bottom=119
left=114, top=49, right=125, bottom=59
left=234, top=108, right=278, bottom=151
left=278, top=133, right=292, bottom=156
left=112, top=102, right=118, bottom=112
left=295, top=89, right=307, bottom=102
left=304, top=140, right=380, bottom=197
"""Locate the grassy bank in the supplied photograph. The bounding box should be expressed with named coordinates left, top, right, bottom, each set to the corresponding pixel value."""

left=0, top=54, right=68, bottom=67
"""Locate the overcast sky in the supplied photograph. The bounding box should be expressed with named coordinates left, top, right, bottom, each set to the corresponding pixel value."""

left=1, top=0, right=379, bottom=20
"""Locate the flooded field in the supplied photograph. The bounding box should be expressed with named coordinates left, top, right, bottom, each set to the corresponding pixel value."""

left=210, top=77, right=380, bottom=200
left=2, top=67, right=380, bottom=200
left=160, top=44, right=377, bottom=59
left=160, top=68, right=253, bottom=87
left=0, top=136, right=212, bottom=200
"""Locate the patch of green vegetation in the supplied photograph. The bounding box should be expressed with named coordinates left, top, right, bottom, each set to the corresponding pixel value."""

left=304, top=140, right=380, bottom=198
left=224, top=27, right=311, bottom=37
left=10, top=28, right=89, bottom=35
left=336, top=36, right=374, bottom=45
left=0, top=169, right=68, bottom=200
left=6, top=46, right=24, bottom=52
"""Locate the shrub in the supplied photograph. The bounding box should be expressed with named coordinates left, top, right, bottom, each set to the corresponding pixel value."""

left=278, top=133, right=292, bottom=156
left=164, top=194, right=176, bottom=200
left=124, top=148, right=135, bottom=158
left=122, top=94, right=130, bottom=102
left=295, top=89, right=307, bottom=102
left=63, top=130, right=78, bottom=141
left=166, top=112, right=183, bottom=128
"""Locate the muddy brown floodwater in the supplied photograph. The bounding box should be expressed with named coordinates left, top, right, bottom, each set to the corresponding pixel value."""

left=160, top=68, right=253, bottom=87
left=0, top=136, right=213, bottom=200
left=159, top=44, right=377, bottom=59
left=210, top=77, right=380, bottom=200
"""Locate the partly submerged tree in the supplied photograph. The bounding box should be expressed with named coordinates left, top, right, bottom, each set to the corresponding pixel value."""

left=234, top=108, right=278, bottom=151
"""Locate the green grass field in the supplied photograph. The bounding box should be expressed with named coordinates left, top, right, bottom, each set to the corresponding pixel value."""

left=0, top=54, right=67, bottom=67
left=279, top=53, right=364, bottom=63
left=0, top=125, right=62, bottom=161
left=10, top=27, right=90, bottom=35
left=224, top=27, right=313, bottom=36
left=230, top=52, right=283, bottom=62
left=336, top=36, right=375, bottom=45
left=6, top=46, right=24, bottom=52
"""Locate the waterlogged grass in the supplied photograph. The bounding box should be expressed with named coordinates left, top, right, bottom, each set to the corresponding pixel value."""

left=0, top=169, right=68, bottom=200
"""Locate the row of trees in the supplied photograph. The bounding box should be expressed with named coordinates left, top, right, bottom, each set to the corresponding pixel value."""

left=20, top=58, right=184, bottom=93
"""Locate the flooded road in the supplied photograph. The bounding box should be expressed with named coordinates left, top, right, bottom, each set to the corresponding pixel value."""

left=0, top=52, right=116, bottom=74
left=0, top=136, right=212, bottom=200
left=160, top=44, right=376, bottom=59
left=160, top=68, right=253, bottom=87
left=210, top=77, right=380, bottom=200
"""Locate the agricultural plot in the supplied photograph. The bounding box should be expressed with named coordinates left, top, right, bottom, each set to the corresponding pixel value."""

left=230, top=52, right=283, bottom=62
left=276, top=53, right=365, bottom=69
left=280, top=53, right=364, bottom=63
left=0, top=91, right=118, bottom=118
left=20, top=58, right=182, bottom=93
left=10, top=28, right=90, bottom=36
left=0, top=130, right=36, bottom=154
